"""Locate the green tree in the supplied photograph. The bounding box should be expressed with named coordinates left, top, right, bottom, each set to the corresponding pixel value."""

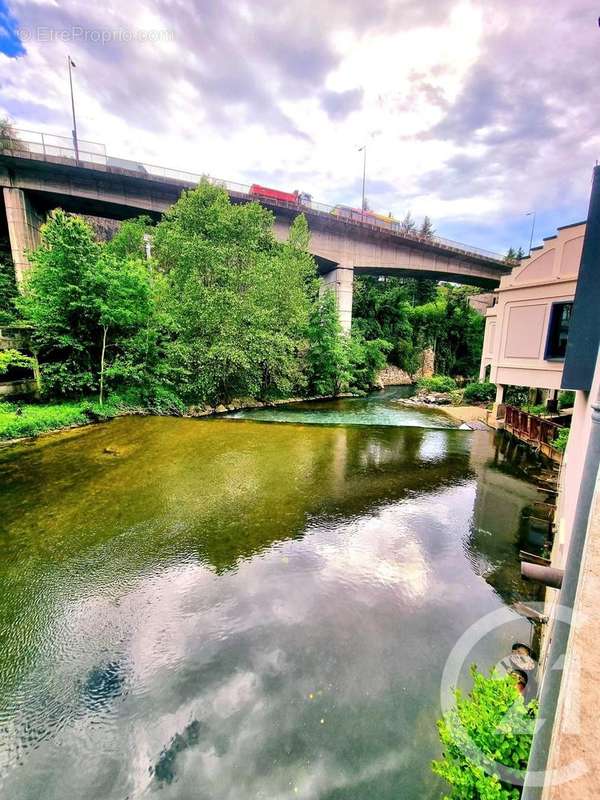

left=419, top=215, right=435, bottom=239
left=306, top=289, right=350, bottom=396
left=153, top=182, right=318, bottom=404
left=18, top=210, right=152, bottom=400
left=0, top=237, right=18, bottom=324
left=87, top=252, right=152, bottom=404
left=347, top=331, right=391, bottom=390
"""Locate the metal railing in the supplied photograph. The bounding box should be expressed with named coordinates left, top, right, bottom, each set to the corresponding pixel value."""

left=504, top=405, right=563, bottom=455
left=0, top=127, right=511, bottom=264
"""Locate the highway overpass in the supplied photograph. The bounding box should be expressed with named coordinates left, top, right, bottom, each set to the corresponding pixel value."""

left=0, top=129, right=512, bottom=331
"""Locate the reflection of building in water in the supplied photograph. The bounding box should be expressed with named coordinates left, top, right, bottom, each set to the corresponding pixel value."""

left=466, top=431, right=541, bottom=604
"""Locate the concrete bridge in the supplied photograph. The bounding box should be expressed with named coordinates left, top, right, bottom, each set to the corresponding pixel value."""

left=0, top=129, right=511, bottom=330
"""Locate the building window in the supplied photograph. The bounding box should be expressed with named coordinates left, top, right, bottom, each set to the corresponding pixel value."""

left=545, top=302, right=572, bottom=360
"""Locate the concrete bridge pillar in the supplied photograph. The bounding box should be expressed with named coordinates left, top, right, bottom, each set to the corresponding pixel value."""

left=321, top=264, right=354, bottom=334
left=3, top=188, right=43, bottom=287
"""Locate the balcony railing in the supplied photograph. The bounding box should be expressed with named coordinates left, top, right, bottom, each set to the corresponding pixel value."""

left=504, top=405, right=564, bottom=459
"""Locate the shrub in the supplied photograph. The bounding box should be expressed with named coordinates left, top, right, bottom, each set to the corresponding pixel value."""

left=417, top=374, right=457, bottom=393
left=554, top=427, right=570, bottom=453
left=527, top=403, right=547, bottom=416
left=504, top=386, right=529, bottom=407
left=463, top=381, right=496, bottom=404
left=432, top=665, right=537, bottom=799
left=558, top=391, right=575, bottom=410
left=0, top=348, right=35, bottom=375
left=450, top=389, right=465, bottom=406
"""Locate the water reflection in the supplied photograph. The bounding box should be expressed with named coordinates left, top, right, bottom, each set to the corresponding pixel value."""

left=0, top=393, right=539, bottom=799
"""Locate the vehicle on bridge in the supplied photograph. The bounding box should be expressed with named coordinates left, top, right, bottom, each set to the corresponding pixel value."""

left=249, top=184, right=312, bottom=207
left=331, top=204, right=389, bottom=224
left=106, top=156, right=148, bottom=174
left=249, top=184, right=298, bottom=204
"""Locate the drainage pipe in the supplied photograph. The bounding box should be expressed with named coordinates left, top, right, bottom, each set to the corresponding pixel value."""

left=520, top=563, right=564, bottom=589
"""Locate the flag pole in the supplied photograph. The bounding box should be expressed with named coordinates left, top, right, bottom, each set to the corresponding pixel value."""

left=68, top=55, right=79, bottom=162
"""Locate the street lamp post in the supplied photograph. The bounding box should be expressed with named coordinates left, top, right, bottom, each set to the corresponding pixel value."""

left=526, top=211, right=536, bottom=253
left=358, top=144, right=367, bottom=218
left=68, top=55, right=79, bottom=162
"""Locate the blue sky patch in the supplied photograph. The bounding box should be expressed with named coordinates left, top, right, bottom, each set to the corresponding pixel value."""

left=0, top=0, right=25, bottom=57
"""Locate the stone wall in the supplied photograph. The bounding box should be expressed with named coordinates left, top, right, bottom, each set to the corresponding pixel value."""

left=376, top=347, right=435, bottom=386
left=419, top=347, right=435, bottom=379
left=377, top=364, right=413, bottom=386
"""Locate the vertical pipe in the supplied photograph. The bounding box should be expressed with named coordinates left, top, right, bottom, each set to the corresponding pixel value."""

left=521, top=377, right=600, bottom=798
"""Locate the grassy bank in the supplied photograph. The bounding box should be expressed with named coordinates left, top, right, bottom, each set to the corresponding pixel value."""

left=0, top=400, right=120, bottom=441
left=0, top=392, right=360, bottom=443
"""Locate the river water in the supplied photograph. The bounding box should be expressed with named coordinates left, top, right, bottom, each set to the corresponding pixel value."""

left=0, top=388, right=539, bottom=799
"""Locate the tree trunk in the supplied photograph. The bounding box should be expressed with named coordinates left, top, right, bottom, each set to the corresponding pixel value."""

left=31, top=349, right=42, bottom=397
left=99, top=325, right=108, bottom=406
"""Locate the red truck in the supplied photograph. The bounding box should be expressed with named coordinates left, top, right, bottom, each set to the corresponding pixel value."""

left=249, top=184, right=299, bottom=204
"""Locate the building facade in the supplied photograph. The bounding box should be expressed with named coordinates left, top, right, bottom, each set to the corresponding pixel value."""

left=479, top=222, right=585, bottom=405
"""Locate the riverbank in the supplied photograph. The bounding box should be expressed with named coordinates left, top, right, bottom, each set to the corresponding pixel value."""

left=441, top=404, right=490, bottom=427
left=0, top=392, right=361, bottom=445
left=392, top=392, right=491, bottom=429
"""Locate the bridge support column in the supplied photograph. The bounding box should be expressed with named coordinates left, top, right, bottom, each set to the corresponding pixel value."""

left=321, top=264, right=354, bottom=334
left=493, top=383, right=506, bottom=421
left=3, top=188, right=43, bottom=287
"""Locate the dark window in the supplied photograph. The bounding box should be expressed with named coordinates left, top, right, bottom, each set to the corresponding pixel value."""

left=545, top=302, right=572, bottom=360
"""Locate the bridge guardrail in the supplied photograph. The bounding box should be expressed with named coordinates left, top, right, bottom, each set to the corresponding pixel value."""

left=1, top=127, right=513, bottom=264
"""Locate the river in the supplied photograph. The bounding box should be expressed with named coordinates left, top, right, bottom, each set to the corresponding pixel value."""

left=0, top=388, right=539, bottom=799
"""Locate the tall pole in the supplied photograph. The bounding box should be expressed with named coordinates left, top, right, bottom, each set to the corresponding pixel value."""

left=68, top=55, right=79, bottom=162
left=526, top=211, right=536, bottom=253
left=359, top=144, right=367, bottom=217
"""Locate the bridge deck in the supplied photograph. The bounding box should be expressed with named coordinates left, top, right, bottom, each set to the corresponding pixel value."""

left=0, top=127, right=513, bottom=271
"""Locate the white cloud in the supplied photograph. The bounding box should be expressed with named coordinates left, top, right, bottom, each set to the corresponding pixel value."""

left=1, top=0, right=597, bottom=252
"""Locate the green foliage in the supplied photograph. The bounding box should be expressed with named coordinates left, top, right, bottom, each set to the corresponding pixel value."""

left=527, top=403, right=547, bottom=417
left=420, top=215, right=435, bottom=239
left=347, top=331, right=391, bottom=392
left=413, top=286, right=485, bottom=377
left=0, top=348, right=35, bottom=375
left=417, top=374, right=457, bottom=393
left=0, top=399, right=118, bottom=440
left=553, top=427, right=570, bottom=453
left=558, top=390, right=575, bottom=410
left=105, top=216, right=152, bottom=261
left=353, top=278, right=485, bottom=378
left=463, top=381, right=496, bottom=404
left=504, top=386, right=529, bottom=408
left=306, top=289, right=350, bottom=396
left=12, top=184, right=487, bottom=419
left=505, top=247, right=524, bottom=262
left=153, top=183, right=317, bottom=404
left=17, top=210, right=156, bottom=402
left=0, top=241, right=18, bottom=324
left=432, top=666, right=537, bottom=799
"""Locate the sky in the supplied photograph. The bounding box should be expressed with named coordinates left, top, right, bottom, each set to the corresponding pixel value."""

left=0, top=0, right=599, bottom=254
